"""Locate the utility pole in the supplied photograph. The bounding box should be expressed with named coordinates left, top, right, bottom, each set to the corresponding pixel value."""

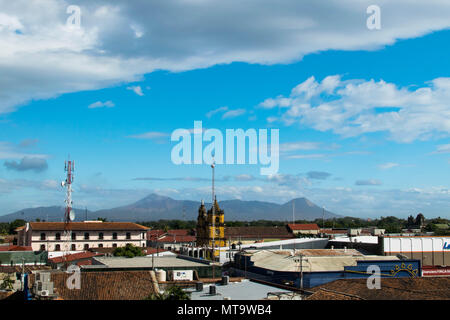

left=322, top=207, right=325, bottom=230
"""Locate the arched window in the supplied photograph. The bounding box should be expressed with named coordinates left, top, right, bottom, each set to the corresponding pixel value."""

left=55, top=233, right=61, bottom=240
left=112, top=232, right=118, bottom=240
left=112, top=243, right=117, bottom=248
left=84, top=232, right=89, bottom=240
left=40, top=244, right=46, bottom=251
left=71, top=244, right=76, bottom=251
left=98, top=232, right=104, bottom=240
left=40, top=233, right=46, bottom=241
left=71, top=232, right=76, bottom=240
left=126, top=232, right=131, bottom=240
left=55, top=244, right=61, bottom=251
left=84, top=244, right=89, bottom=250
left=98, top=244, right=103, bottom=248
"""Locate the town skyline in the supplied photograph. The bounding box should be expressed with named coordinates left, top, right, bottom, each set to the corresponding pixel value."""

left=1, top=1, right=450, bottom=218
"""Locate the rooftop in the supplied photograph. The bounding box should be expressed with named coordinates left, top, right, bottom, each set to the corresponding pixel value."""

left=188, top=279, right=293, bottom=300
left=28, top=222, right=149, bottom=231
left=225, top=226, right=294, bottom=239
left=29, top=271, right=158, bottom=300
left=287, top=224, right=320, bottom=231
left=308, top=277, right=450, bottom=300
left=48, top=251, right=103, bottom=264
left=90, top=255, right=210, bottom=269
left=241, top=249, right=399, bottom=272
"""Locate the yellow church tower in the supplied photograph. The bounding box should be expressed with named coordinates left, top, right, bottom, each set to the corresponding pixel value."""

left=195, top=161, right=225, bottom=260
left=196, top=197, right=226, bottom=259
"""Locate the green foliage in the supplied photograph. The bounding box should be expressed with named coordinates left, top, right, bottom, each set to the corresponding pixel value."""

left=113, top=243, right=145, bottom=258
left=145, top=286, right=191, bottom=300
left=0, top=223, right=9, bottom=235
left=0, top=275, right=14, bottom=290
left=97, top=217, right=108, bottom=222
left=8, top=219, right=26, bottom=234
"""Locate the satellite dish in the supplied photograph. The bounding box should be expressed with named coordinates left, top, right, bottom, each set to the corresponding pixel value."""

left=69, top=210, right=75, bottom=221
left=61, top=181, right=66, bottom=187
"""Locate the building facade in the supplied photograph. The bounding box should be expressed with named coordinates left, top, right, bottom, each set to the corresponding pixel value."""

left=17, top=221, right=148, bottom=252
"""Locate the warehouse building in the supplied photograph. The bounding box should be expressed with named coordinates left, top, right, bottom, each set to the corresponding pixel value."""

left=231, top=248, right=421, bottom=289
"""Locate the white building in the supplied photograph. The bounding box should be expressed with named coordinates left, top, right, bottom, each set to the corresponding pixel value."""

left=16, top=221, right=148, bottom=252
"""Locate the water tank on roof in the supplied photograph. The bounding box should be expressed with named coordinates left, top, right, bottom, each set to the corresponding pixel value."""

left=155, top=269, right=166, bottom=282
left=209, top=285, right=216, bottom=295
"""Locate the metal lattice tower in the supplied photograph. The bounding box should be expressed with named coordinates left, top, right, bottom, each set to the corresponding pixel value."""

left=62, top=158, right=74, bottom=269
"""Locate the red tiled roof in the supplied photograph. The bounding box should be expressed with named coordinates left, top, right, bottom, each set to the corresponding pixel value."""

left=167, top=229, right=191, bottom=236
left=225, top=226, right=294, bottom=239
left=287, top=223, right=320, bottom=231
left=310, top=278, right=450, bottom=300
left=29, top=222, right=149, bottom=231
left=158, top=235, right=196, bottom=243
left=0, top=245, right=33, bottom=251
left=146, top=247, right=169, bottom=255
left=29, top=271, right=158, bottom=300
left=48, top=251, right=103, bottom=264
left=320, top=229, right=347, bottom=234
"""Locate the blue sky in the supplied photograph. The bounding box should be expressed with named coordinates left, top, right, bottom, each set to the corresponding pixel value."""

left=0, top=0, right=450, bottom=218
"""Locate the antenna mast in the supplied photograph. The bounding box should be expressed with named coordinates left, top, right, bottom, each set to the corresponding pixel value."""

left=211, top=159, right=215, bottom=265
left=292, top=200, right=295, bottom=224
left=62, top=157, right=75, bottom=268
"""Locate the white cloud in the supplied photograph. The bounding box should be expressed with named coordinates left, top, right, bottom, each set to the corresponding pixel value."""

left=206, top=106, right=228, bottom=118
left=1, top=0, right=450, bottom=113
left=378, top=162, right=399, bottom=170
left=280, top=142, right=321, bottom=152
left=88, top=100, right=115, bottom=109
left=222, top=108, right=246, bottom=119
left=355, top=179, right=382, bottom=186
left=127, top=131, right=168, bottom=141
left=434, top=144, right=450, bottom=154
left=261, top=75, right=450, bottom=142
left=0, top=142, right=48, bottom=160
left=127, top=85, right=144, bottom=96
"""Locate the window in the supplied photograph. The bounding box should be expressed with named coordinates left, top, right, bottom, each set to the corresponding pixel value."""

left=98, top=244, right=103, bottom=248
left=55, top=244, right=61, bottom=251
left=71, top=244, right=76, bottom=251
left=84, top=244, right=89, bottom=250
left=40, top=244, right=46, bottom=251
left=55, top=233, right=61, bottom=240
left=112, top=243, right=117, bottom=248
left=126, top=232, right=131, bottom=240
left=40, top=233, right=46, bottom=241
left=142, top=243, right=145, bottom=247
left=112, top=232, right=118, bottom=240
left=84, top=232, right=89, bottom=240
left=72, top=232, right=76, bottom=240
left=98, top=232, right=104, bottom=240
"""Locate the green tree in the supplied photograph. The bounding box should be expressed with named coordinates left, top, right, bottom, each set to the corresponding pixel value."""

left=8, top=219, right=26, bottom=234
left=113, top=243, right=145, bottom=258
left=145, top=286, right=191, bottom=300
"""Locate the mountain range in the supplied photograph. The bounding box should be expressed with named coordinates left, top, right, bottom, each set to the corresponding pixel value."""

left=0, top=193, right=340, bottom=222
